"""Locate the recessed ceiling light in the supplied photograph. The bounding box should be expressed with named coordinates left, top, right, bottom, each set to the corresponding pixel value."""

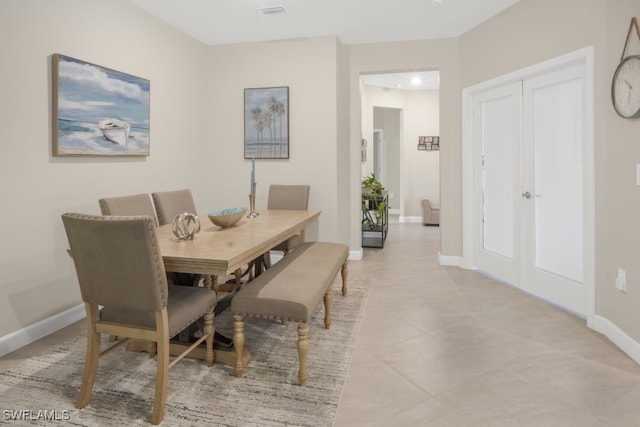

left=258, top=6, right=286, bottom=15
left=431, top=0, right=443, bottom=5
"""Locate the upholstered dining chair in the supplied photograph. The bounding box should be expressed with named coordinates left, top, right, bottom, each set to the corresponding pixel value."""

left=152, top=189, right=238, bottom=351
left=152, top=189, right=242, bottom=293
left=266, top=184, right=311, bottom=263
left=98, top=193, right=158, bottom=225
left=240, top=184, right=311, bottom=278
left=98, top=193, right=160, bottom=346
left=151, top=189, right=197, bottom=226
left=62, top=213, right=216, bottom=425
left=151, top=189, right=204, bottom=288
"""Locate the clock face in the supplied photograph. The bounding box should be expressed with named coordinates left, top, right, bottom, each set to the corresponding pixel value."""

left=612, top=55, right=640, bottom=119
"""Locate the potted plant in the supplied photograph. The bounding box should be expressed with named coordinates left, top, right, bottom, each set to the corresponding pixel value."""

left=361, top=173, right=386, bottom=230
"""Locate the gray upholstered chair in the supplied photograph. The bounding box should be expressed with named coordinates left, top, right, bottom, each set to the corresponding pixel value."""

left=62, top=213, right=216, bottom=425
left=98, top=193, right=161, bottom=345
left=99, top=193, right=158, bottom=226
left=239, top=184, right=311, bottom=279
left=152, top=189, right=242, bottom=296
left=151, top=189, right=206, bottom=288
left=421, top=199, right=440, bottom=226
left=151, top=189, right=197, bottom=226
left=267, top=184, right=311, bottom=255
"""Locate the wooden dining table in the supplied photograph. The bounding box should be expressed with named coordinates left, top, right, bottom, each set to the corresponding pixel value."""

left=145, top=209, right=321, bottom=366
left=157, top=209, right=319, bottom=278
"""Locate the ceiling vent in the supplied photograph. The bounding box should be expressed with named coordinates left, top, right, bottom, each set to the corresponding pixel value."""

left=259, top=6, right=286, bottom=15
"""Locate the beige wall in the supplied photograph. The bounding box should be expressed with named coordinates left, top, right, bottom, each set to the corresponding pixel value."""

left=205, top=36, right=343, bottom=244
left=600, top=0, right=640, bottom=344
left=0, top=0, right=209, bottom=338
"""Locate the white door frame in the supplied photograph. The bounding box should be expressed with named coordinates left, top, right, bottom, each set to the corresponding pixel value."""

left=462, top=47, right=595, bottom=327
left=373, top=128, right=384, bottom=184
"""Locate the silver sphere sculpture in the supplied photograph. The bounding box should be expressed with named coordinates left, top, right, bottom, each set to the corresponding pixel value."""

left=172, top=212, right=200, bottom=240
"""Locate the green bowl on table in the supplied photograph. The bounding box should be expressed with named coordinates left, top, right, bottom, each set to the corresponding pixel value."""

left=208, top=207, right=247, bottom=228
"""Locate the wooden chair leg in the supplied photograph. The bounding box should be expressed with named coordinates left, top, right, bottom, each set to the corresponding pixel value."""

left=233, top=314, right=246, bottom=378
left=77, top=303, right=100, bottom=409
left=324, top=287, right=333, bottom=329
left=147, top=341, right=157, bottom=358
left=297, top=322, right=309, bottom=386
left=152, top=311, right=170, bottom=425
left=340, top=261, right=348, bottom=296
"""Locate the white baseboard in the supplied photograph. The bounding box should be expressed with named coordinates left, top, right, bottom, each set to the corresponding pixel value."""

left=438, top=252, right=464, bottom=267
left=591, top=315, right=640, bottom=365
left=349, top=248, right=364, bottom=261
left=399, top=216, right=422, bottom=223
left=0, top=303, right=85, bottom=358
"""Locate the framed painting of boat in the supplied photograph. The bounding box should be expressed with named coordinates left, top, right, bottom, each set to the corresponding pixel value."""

left=52, top=54, right=150, bottom=157
left=244, top=86, right=289, bottom=159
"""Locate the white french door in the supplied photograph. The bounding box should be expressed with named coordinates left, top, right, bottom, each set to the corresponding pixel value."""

left=473, top=82, right=522, bottom=286
left=521, top=64, right=586, bottom=314
left=468, top=52, right=592, bottom=317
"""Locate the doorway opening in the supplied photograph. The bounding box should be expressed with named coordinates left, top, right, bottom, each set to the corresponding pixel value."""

left=359, top=70, right=440, bottom=222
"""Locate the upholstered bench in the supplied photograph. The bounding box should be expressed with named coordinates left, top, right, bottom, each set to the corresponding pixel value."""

left=231, top=241, right=349, bottom=385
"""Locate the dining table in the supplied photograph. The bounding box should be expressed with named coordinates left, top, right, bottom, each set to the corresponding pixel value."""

left=157, top=208, right=320, bottom=286
left=129, top=208, right=321, bottom=367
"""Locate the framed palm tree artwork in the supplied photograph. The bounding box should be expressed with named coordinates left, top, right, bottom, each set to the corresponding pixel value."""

left=244, top=86, right=289, bottom=159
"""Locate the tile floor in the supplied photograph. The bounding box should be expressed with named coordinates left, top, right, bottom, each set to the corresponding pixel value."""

left=2, top=218, right=640, bottom=426
left=334, top=218, right=640, bottom=426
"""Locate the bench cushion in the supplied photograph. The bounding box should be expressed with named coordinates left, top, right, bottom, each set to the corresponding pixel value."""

left=231, top=242, right=348, bottom=322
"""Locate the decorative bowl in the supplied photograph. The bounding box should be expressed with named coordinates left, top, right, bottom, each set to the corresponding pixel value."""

left=208, top=207, right=247, bottom=228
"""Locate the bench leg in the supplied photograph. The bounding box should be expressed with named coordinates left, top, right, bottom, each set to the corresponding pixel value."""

left=341, top=261, right=348, bottom=296
left=324, top=287, right=333, bottom=329
left=233, top=314, right=246, bottom=378
left=297, top=322, right=309, bottom=386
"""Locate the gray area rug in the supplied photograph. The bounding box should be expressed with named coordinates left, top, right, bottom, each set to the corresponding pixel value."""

left=0, top=276, right=372, bottom=426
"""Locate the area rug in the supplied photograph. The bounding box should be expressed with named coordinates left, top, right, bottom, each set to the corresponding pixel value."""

left=0, top=276, right=373, bottom=426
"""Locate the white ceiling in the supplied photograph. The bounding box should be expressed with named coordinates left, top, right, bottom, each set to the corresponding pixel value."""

left=128, top=0, right=520, bottom=46
left=128, top=0, right=519, bottom=91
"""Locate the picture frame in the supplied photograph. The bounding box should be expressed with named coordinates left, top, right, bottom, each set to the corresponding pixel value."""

left=244, top=86, right=289, bottom=159
left=52, top=54, right=150, bottom=157
left=417, top=135, right=440, bottom=151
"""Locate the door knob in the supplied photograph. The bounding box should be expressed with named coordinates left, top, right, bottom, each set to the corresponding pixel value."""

left=522, top=191, right=532, bottom=199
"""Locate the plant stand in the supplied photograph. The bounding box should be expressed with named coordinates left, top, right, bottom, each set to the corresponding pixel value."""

left=362, top=193, right=388, bottom=248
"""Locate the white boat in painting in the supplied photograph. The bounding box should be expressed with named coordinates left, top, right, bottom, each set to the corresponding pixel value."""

left=99, top=118, right=131, bottom=146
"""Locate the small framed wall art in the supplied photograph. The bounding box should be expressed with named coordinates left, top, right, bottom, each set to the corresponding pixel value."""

left=52, top=54, right=150, bottom=157
left=244, top=86, right=289, bottom=159
left=417, top=136, right=440, bottom=151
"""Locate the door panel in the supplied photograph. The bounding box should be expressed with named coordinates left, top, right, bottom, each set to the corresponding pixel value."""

left=522, top=65, right=585, bottom=314
left=474, top=83, right=522, bottom=284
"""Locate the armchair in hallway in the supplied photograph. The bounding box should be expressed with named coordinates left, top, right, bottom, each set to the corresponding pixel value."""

left=421, top=199, right=440, bottom=226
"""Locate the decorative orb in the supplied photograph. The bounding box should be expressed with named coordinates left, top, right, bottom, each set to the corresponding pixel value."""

left=172, top=212, right=200, bottom=240
left=208, top=207, right=247, bottom=228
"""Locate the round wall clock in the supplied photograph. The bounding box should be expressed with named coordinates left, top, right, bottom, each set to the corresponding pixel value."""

left=611, top=54, right=640, bottom=119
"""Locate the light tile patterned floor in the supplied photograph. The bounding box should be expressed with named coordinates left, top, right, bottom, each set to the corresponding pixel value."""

left=334, top=219, right=640, bottom=426
left=2, top=219, right=640, bottom=426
